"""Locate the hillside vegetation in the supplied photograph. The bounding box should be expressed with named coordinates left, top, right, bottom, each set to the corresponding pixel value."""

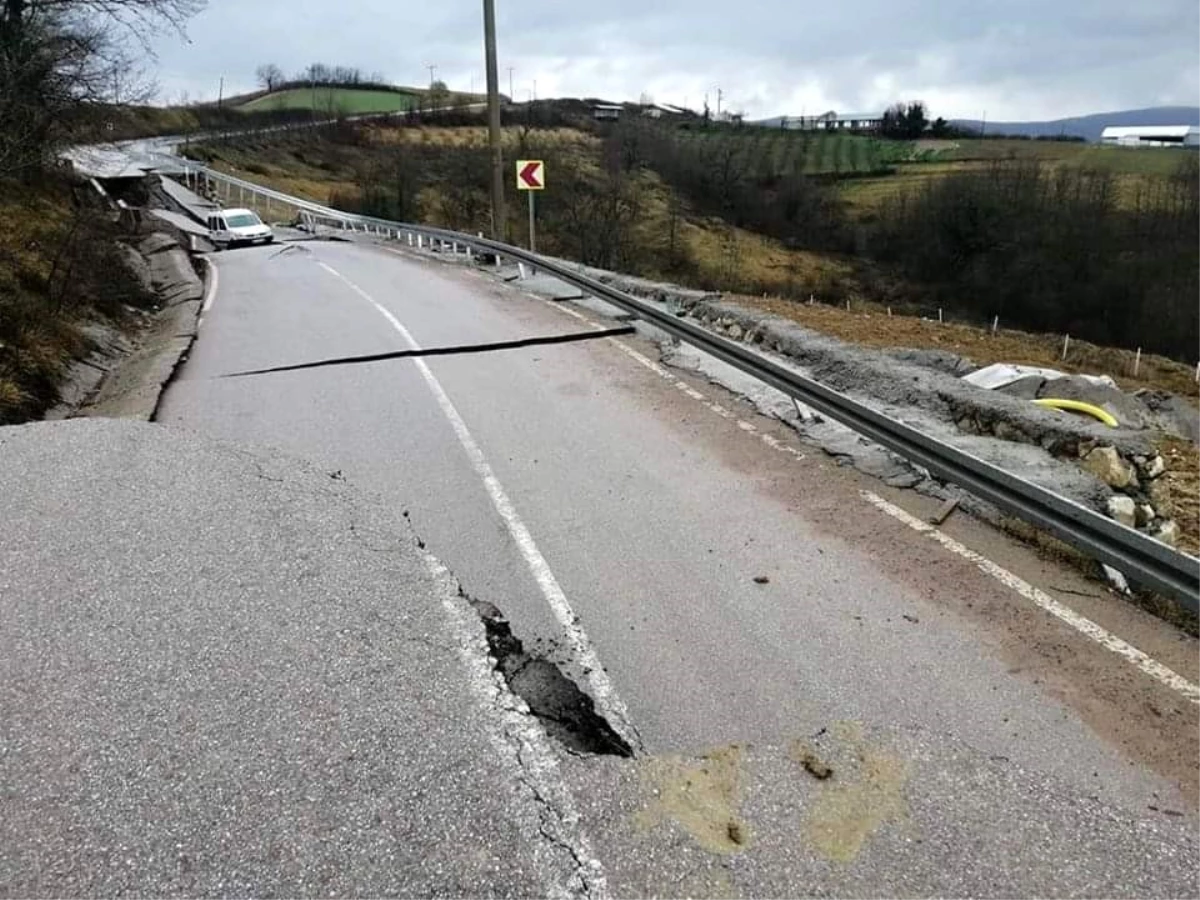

left=0, top=0, right=194, bottom=424
left=236, top=86, right=419, bottom=115
left=187, top=113, right=1199, bottom=362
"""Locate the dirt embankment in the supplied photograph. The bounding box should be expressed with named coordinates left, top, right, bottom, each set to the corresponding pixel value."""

left=717, top=294, right=1199, bottom=558
left=0, top=174, right=205, bottom=425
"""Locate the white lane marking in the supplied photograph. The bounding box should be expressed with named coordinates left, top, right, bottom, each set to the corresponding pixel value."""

left=547, top=301, right=805, bottom=460
left=422, top=552, right=609, bottom=899
left=531, top=283, right=1199, bottom=705
left=315, top=261, right=640, bottom=746
left=198, top=256, right=219, bottom=325
left=862, top=490, right=1200, bottom=705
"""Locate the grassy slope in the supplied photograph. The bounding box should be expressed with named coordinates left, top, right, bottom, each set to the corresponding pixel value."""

left=194, top=123, right=1196, bottom=315
left=237, top=87, right=419, bottom=114
left=191, top=125, right=871, bottom=299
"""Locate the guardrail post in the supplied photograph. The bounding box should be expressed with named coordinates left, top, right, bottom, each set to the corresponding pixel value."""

left=417, top=234, right=424, bottom=249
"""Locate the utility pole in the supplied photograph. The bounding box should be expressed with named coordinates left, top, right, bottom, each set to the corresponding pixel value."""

left=507, top=66, right=514, bottom=101
left=483, top=0, right=506, bottom=241
left=427, top=64, right=437, bottom=88
left=716, top=87, right=724, bottom=118
left=217, top=76, right=224, bottom=109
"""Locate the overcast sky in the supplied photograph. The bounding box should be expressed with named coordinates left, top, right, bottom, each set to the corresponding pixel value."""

left=148, top=0, right=1200, bottom=121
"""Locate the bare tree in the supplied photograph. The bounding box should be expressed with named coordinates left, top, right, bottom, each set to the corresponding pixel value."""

left=255, top=62, right=283, bottom=91
left=1, top=0, right=205, bottom=176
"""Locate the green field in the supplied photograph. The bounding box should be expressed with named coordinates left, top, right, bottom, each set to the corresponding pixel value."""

left=673, top=129, right=917, bottom=176
left=236, top=87, right=419, bottom=115
left=836, top=138, right=1197, bottom=215
left=942, top=138, right=1192, bottom=175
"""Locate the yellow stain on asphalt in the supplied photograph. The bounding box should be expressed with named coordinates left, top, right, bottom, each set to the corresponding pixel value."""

left=635, top=744, right=753, bottom=855
left=801, top=725, right=909, bottom=863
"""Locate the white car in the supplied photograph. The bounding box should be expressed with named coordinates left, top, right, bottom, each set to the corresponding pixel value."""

left=206, top=208, right=274, bottom=249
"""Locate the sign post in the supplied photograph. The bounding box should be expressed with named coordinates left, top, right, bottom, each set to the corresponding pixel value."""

left=515, top=159, right=545, bottom=252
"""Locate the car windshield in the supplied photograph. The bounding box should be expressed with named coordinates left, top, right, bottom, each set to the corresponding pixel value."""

left=224, top=213, right=262, bottom=228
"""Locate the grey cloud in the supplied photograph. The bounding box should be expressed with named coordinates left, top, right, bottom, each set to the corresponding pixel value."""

left=151, top=0, right=1198, bottom=119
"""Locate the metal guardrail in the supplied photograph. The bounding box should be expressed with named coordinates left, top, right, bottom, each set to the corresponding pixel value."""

left=190, top=165, right=1199, bottom=609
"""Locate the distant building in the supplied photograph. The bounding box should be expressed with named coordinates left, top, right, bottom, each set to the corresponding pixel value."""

left=1100, top=125, right=1199, bottom=147
left=591, top=103, right=623, bottom=121
left=777, top=110, right=883, bottom=132
left=642, top=103, right=687, bottom=119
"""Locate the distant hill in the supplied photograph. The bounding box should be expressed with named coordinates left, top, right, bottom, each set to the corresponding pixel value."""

left=236, top=86, right=418, bottom=115
left=951, top=107, right=1200, bottom=142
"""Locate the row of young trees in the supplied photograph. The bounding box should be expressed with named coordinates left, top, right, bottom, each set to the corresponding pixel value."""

left=332, top=128, right=653, bottom=274
left=869, top=157, right=1199, bottom=359
left=255, top=61, right=390, bottom=93
left=601, top=119, right=1198, bottom=358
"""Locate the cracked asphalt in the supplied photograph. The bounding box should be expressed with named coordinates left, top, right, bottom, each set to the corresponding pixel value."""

left=3, top=236, right=1197, bottom=897
left=0, top=419, right=583, bottom=897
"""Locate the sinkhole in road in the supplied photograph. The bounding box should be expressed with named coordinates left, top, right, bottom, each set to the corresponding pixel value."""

left=463, top=590, right=633, bottom=757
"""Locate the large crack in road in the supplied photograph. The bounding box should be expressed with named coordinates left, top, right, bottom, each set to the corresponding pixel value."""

left=464, top=591, right=634, bottom=758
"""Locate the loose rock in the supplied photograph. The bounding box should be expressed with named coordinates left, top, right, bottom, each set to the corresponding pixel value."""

left=1105, top=496, right=1137, bottom=528
left=1141, top=455, right=1166, bottom=480
left=1153, top=520, right=1180, bottom=549
left=1081, top=446, right=1139, bottom=490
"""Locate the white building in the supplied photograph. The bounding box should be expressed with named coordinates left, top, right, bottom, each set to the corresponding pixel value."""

left=1100, top=125, right=1200, bottom=147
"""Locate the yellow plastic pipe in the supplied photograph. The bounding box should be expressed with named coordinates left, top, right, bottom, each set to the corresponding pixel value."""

left=1033, top=398, right=1119, bottom=428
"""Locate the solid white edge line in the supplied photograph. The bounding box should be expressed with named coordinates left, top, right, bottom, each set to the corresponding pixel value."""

left=861, top=490, right=1200, bottom=705
left=314, top=261, right=641, bottom=747
left=199, top=254, right=220, bottom=324
left=422, top=552, right=609, bottom=900
left=548, top=301, right=805, bottom=460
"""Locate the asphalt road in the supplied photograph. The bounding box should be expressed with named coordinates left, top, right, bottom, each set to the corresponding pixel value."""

left=13, top=236, right=1195, bottom=896
left=0, top=419, right=583, bottom=897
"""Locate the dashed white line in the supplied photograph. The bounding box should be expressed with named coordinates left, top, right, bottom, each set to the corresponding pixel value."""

left=374, top=245, right=1196, bottom=708
left=541, top=289, right=1198, bottom=705
left=862, top=490, right=1200, bottom=704
left=314, top=260, right=641, bottom=748
left=548, top=301, right=805, bottom=460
